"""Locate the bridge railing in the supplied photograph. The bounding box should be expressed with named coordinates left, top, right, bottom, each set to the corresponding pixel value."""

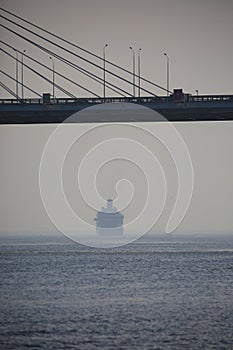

left=189, top=95, right=233, bottom=102
left=0, top=94, right=233, bottom=105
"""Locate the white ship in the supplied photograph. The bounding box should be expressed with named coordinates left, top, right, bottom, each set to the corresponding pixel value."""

left=94, top=199, right=124, bottom=235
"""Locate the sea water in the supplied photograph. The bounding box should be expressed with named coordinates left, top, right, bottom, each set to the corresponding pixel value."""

left=0, top=234, right=232, bottom=350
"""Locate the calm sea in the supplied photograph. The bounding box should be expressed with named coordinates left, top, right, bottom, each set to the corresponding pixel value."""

left=0, top=234, right=232, bottom=350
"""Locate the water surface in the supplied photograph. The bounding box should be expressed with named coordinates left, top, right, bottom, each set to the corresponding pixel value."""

left=0, top=234, right=232, bottom=349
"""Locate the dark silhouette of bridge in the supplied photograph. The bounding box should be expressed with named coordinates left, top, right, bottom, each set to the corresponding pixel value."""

left=1, top=7, right=233, bottom=124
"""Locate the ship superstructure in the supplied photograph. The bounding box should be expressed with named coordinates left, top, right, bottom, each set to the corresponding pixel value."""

left=94, top=199, right=124, bottom=234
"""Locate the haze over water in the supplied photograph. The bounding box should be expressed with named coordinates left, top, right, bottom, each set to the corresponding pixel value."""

left=1, top=1, right=233, bottom=348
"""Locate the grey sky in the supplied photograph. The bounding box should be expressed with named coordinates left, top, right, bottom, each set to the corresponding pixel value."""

left=1, top=120, right=233, bottom=235
left=1, top=0, right=233, bottom=96
left=0, top=1, right=233, bottom=237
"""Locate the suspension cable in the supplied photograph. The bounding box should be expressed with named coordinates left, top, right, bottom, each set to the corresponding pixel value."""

left=0, top=7, right=172, bottom=94
left=0, top=27, right=133, bottom=97
left=1, top=69, right=42, bottom=97
left=0, top=14, right=157, bottom=96
left=1, top=41, right=102, bottom=98
left=1, top=48, right=77, bottom=98
left=0, top=81, right=20, bottom=99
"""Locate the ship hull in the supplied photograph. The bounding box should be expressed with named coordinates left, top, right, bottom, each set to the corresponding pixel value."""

left=96, top=226, right=124, bottom=236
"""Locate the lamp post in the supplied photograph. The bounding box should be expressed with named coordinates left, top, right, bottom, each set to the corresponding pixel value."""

left=138, top=48, right=142, bottom=98
left=13, top=49, right=19, bottom=100
left=103, top=44, right=108, bottom=102
left=49, top=56, right=55, bottom=100
left=129, top=46, right=135, bottom=97
left=21, top=49, right=26, bottom=100
left=164, top=52, right=169, bottom=97
left=195, top=89, right=199, bottom=96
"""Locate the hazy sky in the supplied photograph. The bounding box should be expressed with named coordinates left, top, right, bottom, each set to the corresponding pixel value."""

left=0, top=1, right=233, bottom=238
left=1, top=0, right=233, bottom=97
left=1, top=119, right=233, bottom=236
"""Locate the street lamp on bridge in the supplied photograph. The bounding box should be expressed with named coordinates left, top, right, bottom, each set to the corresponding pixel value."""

left=129, top=46, right=135, bottom=97
left=13, top=49, right=19, bottom=100
left=21, top=50, right=26, bottom=100
left=103, top=44, right=108, bottom=102
left=49, top=56, right=55, bottom=100
left=138, top=48, right=142, bottom=98
left=164, top=52, right=170, bottom=97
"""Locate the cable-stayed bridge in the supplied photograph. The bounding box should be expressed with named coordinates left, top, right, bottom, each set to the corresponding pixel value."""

left=1, top=7, right=233, bottom=124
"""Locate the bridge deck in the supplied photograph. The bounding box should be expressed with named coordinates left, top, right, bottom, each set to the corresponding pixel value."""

left=1, top=95, right=233, bottom=124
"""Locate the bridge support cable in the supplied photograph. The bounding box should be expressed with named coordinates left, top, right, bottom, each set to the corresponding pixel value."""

left=0, top=29, right=133, bottom=98
left=0, top=81, right=21, bottom=100
left=1, top=48, right=77, bottom=99
left=51, top=56, right=127, bottom=97
left=2, top=40, right=126, bottom=98
left=1, top=69, right=42, bottom=97
left=38, top=48, right=132, bottom=98
left=0, top=15, right=158, bottom=97
left=0, top=19, right=140, bottom=96
left=1, top=40, right=103, bottom=98
left=0, top=7, right=172, bottom=95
